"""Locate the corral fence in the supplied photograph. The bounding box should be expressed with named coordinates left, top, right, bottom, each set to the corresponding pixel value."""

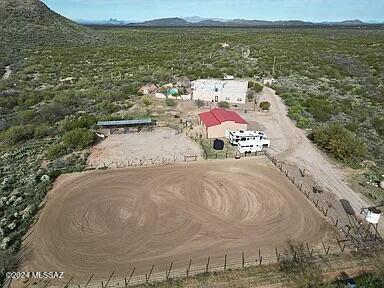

left=203, top=149, right=267, bottom=160
left=87, top=154, right=198, bottom=170
left=21, top=240, right=372, bottom=288
left=264, top=152, right=384, bottom=247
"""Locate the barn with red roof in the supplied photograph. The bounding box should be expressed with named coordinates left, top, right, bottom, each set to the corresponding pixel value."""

left=198, top=108, right=248, bottom=138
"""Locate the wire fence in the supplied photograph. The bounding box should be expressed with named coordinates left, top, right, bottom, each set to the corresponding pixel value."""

left=264, top=152, right=383, bottom=247
left=12, top=150, right=384, bottom=288
left=24, top=240, right=369, bottom=288
left=87, top=154, right=198, bottom=170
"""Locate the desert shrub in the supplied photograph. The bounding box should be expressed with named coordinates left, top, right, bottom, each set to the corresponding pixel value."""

left=250, top=82, right=264, bottom=93
left=142, top=96, right=152, bottom=107
left=373, top=117, right=384, bottom=136
left=62, top=114, right=97, bottom=131
left=37, top=102, right=72, bottom=123
left=0, top=125, right=34, bottom=145
left=62, top=128, right=95, bottom=150
left=195, top=99, right=205, bottom=108
left=305, top=96, right=333, bottom=122
left=47, top=143, right=67, bottom=159
left=218, top=101, right=230, bottom=108
left=259, top=101, right=271, bottom=110
left=165, top=98, right=176, bottom=107
left=34, top=123, right=55, bottom=139
left=312, top=123, right=368, bottom=162
left=345, top=122, right=360, bottom=133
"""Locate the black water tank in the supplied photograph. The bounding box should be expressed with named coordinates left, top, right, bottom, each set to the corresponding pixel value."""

left=213, top=139, right=224, bottom=150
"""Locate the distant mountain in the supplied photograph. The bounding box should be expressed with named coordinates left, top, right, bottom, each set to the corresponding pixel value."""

left=75, top=18, right=138, bottom=25
left=127, top=17, right=376, bottom=27
left=0, top=0, right=100, bottom=69
left=183, top=16, right=229, bottom=23
left=137, top=17, right=189, bottom=26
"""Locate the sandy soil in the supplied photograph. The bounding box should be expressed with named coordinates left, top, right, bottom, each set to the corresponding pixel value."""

left=21, top=158, right=327, bottom=280
left=87, top=127, right=202, bottom=168
left=241, top=87, right=377, bottom=230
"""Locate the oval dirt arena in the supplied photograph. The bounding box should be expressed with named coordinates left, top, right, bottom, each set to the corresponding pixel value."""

left=22, top=157, right=328, bottom=280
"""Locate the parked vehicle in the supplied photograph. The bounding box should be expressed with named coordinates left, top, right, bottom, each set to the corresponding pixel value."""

left=229, top=130, right=270, bottom=148
left=237, top=140, right=265, bottom=154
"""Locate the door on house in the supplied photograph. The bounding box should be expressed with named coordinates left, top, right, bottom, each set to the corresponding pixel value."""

left=215, top=96, right=218, bottom=102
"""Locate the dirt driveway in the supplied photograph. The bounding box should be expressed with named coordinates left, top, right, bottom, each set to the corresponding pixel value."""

left=241, top=87, right=380, bottom=232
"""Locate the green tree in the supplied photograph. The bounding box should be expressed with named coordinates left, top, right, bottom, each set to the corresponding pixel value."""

left=312, top=123, right=368, bottom=162
left=0, top=125, right=34, bottom=145
left=47, top=143, right=67, bottom=159
left=62, top=128, right=96, bottom=150
left=259, top=101, right=271, bottom=110
left=218, top=101, right=230, bottom=108
left=165, top=98, right=177, bottom=107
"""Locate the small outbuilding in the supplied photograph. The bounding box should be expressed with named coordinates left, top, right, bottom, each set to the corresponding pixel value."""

left=199, top=108, right=248, bottom=138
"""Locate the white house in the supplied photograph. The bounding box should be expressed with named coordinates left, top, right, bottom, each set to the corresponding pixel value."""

left=191, top=79, right=248, bottom=104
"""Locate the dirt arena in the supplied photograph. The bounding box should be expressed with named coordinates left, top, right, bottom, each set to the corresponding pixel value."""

left=21, top=157, right=329, bottom=281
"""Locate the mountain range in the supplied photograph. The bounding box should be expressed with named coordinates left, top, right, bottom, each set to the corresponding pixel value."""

left=77, top=17, right=382, bottom=27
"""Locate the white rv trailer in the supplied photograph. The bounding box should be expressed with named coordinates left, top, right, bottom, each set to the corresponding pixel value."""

left=237, top=140, right=265, bottom=154
left=229, top=130, right=270, bottom=146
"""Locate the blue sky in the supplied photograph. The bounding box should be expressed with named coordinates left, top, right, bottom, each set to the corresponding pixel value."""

left=42, top=0, right=384, bottom=22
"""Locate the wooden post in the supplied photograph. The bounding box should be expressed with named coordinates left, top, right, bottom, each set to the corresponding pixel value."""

left=186, top=259, right=192, bottom=277
left=322, top=241, right=331, bottom=255
left=104, top=271, right=114, bottom=288
left=205, top=256, right=210, bottom=273
left=85, top=274, right=94, bottom=287
left=124, top=277, right=128, bottom=288
left=242, top=252, right=245, bottom=268
left=64, top=277, right=73, bottom=288
left=127, top=267, right=135, bottom=285
left=306, top=243, right=313, bottom=257
left=166, top=262, right=173, bottom=280
left=224, top=254, right=227, bottom=271
left=101, top=281, right=104, bottom=288
left=145, top=265, right=154, bottom=284
left=275, top=247, right=280, bottom=262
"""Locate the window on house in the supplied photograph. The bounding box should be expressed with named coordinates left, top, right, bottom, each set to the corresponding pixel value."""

left=225, top=97, right=230, bottom=101
left=237, top=98, right=242, bottom=102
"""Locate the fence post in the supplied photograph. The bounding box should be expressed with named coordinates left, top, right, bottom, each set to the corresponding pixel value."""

left=145, top=265, right=155, bottom=284
left=259, top=249, right=263, bottom=265
left=104, top=271, right=114, bottom=288
left=166, top=262, right=173, bottom=280
left=322, top=241, right=331, bottom=255
left=242, top=252, right=245, bottom=268
left=64, top=277, right=73, bottom=288
left=85, top=274, right=94, bottom=288
left=275, top=247, right=280, bottom=262
left=306, top=243, right=313, bottom=257
left=337, top=240, right=346, bottom=253
left=205, top=256, right=210, bottom=273
left=126, top=267, right=135, bottom=285
left=224, top=254, right=227, bottom=271
left=186, top=259, right=192, bottom=277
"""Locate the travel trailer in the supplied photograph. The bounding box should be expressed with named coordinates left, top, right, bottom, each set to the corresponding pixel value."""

left=237, top=140, right=266, bottom=154
left=229, top=130, right=270, bottom=147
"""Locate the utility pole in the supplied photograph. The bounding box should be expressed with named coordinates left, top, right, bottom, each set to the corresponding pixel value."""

left=272, top=56, right=276, bottom=76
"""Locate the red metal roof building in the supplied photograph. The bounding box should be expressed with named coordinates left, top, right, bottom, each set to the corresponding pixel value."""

left=198, top=108, right=248, bottom=138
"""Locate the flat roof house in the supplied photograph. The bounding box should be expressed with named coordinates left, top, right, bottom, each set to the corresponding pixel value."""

left=199, top=108, right=248, bottom=138
left=191, top=79, right=248, bottom=104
